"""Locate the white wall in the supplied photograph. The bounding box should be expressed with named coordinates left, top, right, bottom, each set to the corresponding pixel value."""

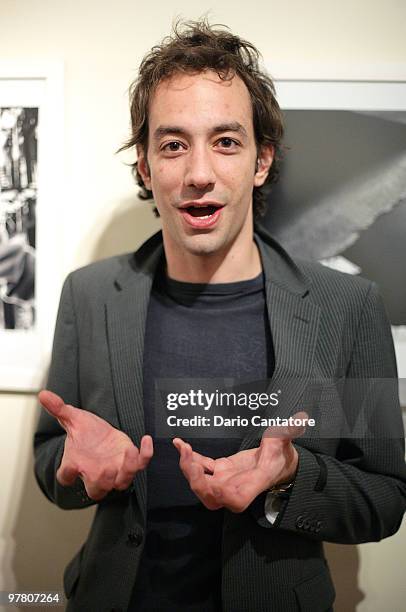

left=1, top=1, right=405, bottom=610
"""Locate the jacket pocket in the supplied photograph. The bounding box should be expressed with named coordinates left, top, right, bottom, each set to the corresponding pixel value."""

left=63, top=544, right=85, bottom=599
left=294, top=568, right=336, bottom=612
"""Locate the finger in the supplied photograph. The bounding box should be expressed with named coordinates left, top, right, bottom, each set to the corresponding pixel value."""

left=83, top=481, right=109, bottom=502
left=173, top=438, right=215, bottom=473
left=100, top=467, right=117, bottom=488
left=188, top=462, right=222, bottom=510
left=212, top=457, right=232, bottom=472
left=173, top=437, right=185, bottom=453
left=174, top=439, right=215, bottom=473
left=185, top=455, right=205, bottom=489
left=177, top=443, right=221, bottom=510
left=191, top=450, right=216, bottom=474
left=173, top=438, right=192, bottom=465
left=177, top=442, right=199, bottom=484
left=114, top=446, right=141, bottom=490
left=285, top=411, right=308, bottom=438
left=79, top=467, right=117, bottom=501
left=138, top=435, right=154, bottom=470
left=57, top=462, right=79, bottom=487
left=114, top=479, right=133, bottom=492
left=177, top=440, right=193, bottom=475
left=38, top=389, right=74, bottom=429
left=121, top=445, right=140, bottom=474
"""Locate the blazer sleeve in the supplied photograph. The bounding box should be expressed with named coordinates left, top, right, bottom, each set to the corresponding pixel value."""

left=262, top=282, right=406, bottom=543
left=33, top=273, right=96, bottom=510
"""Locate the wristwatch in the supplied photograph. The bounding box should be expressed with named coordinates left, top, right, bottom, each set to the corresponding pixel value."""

left=268, top=481, right=295, bottom=497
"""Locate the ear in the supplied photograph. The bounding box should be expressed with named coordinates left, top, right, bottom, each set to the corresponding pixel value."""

left=254, top=145, right=274, bottom=187
left=136, top=144, right=152, bottom=190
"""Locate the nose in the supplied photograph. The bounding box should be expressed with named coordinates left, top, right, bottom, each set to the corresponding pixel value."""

left=184, top=145, right=216, bottom=190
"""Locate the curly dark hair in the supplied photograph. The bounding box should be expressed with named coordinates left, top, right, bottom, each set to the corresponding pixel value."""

left=119, top=18, right=284, bottom=218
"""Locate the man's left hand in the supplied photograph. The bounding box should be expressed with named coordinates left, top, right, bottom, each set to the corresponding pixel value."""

left=173, top=411, right=307, bottom=512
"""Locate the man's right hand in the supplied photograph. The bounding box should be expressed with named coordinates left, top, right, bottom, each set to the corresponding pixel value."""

left=38, top=389, right=153, bottom=501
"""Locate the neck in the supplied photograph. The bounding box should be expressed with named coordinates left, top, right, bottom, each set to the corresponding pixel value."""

left=163, top=232, right=262, bottom=284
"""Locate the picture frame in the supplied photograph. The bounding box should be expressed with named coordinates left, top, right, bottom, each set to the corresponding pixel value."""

left=0, top=62, right=63, bottom=391
left=267, top=63, right=406, bottom=405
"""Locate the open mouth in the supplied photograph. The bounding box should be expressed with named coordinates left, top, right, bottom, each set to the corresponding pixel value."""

left=186, top=205, right=219, bottom=218
left=179, top=203, right=224, bottom=228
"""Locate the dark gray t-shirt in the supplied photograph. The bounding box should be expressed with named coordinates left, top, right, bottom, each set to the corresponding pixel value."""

left=130, top=264, right=274, bottom=611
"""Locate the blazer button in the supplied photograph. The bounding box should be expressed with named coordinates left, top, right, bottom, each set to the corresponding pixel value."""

left=296, top=515, right=305, bottom=529
left=303, top=518, right=310, bottom=530
left=127, top=527, right=143, bottom=547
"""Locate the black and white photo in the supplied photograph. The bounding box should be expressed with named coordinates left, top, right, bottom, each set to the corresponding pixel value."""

left=0, top=106, right=37, bottom=330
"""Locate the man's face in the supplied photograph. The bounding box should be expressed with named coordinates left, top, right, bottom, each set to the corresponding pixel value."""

left=137, top=70, right=273, bottom=260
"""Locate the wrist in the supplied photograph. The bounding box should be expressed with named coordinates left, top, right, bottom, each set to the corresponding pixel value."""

left=269, top=446, right=299, bottom=495
left=268, top=480, right=295, bottom=495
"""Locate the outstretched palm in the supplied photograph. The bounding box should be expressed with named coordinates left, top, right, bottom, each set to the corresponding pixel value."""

left=39, top=390, right=153, bottom=500
left=173, top=412, right=307, bottom=512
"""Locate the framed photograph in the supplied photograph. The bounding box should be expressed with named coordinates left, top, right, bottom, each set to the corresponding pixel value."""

left=0, top=62, right=63, bottom=391
left=264, top=64, right=406, bottom=404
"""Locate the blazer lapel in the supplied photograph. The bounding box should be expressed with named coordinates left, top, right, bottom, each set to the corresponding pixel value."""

left=104, top=227, right=320, bottom=502
left=105, top=232, right=164, bottom=520
left=239, top=228, right=321, bottom=450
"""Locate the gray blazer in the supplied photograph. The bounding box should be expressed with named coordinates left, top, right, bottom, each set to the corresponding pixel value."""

left=34, top=226, right=406, bottom=612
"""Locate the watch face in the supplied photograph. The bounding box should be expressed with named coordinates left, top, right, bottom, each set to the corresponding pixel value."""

left=271, top=481, right=294, bottom=494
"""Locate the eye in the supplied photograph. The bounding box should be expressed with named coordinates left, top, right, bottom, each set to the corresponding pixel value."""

left=216, top=137, right=240, bottom=150
left=162, top=141, right=186, bottom=153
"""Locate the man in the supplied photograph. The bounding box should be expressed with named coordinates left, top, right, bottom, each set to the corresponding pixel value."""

left=34, top=20, right=406, bottom=612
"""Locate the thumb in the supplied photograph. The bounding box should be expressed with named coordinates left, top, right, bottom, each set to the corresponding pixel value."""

left=262, top=411, right=309, bottom=441
left=287, top=411, right=308, bottom=439
left=38, top=389, right=74, bottom=430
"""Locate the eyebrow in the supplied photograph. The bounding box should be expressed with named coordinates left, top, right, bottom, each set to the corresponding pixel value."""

left=152, top=122, right=248, bottom=140
left=212, top=122, right=248, bottom=137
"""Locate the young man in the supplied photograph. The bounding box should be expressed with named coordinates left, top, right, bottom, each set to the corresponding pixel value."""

left=34, top=20, right=406, bottom=612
